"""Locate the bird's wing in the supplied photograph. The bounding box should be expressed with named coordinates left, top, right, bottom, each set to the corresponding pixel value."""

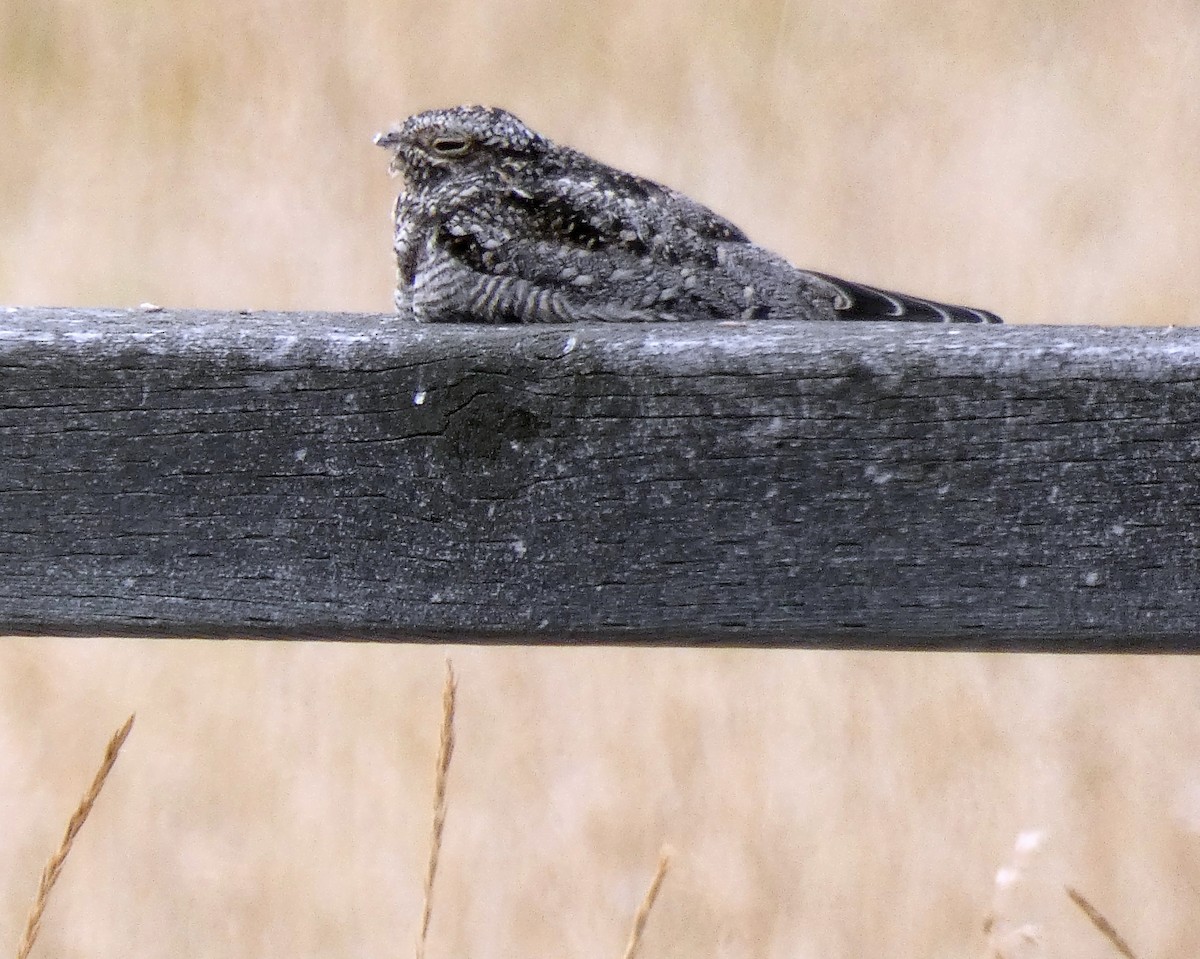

left=511, top=160, right=749, bottom=255
left=408, top=200, right=678, bottom=323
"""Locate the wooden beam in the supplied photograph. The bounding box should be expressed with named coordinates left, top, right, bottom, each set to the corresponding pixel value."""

left=1, top=307, right=1197, bottom=649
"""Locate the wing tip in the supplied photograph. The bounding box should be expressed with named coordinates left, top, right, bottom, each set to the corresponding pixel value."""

left=816, top=273, right=1003, bottom=324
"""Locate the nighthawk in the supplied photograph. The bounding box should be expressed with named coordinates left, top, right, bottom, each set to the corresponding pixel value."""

left=374, top=106, right=1001, bottom=325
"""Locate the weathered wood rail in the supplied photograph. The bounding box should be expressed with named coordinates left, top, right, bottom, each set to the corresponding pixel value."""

left=1, top=307, right=1197, bottom=649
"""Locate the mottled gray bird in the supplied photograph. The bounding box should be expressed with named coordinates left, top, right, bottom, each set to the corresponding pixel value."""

left=374, top=106, right=1001, bottom=325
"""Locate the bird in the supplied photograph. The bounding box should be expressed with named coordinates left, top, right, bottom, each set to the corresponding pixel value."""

left=374, top=106, right=1002, bottom=325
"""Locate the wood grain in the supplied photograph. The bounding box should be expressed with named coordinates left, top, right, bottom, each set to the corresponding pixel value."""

left=1, top=308, right=1197, bottom=649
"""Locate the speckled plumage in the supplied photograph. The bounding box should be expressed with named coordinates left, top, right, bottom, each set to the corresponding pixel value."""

left=374, top=106, right=1001, bottom=325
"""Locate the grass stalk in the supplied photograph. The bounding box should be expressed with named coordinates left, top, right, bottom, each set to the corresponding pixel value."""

left=621, top=849, right=671, bottom=959
left=1066, top=886, right=1139, bottom=959
left=416, top=662, right=456, bottom=959
left=16, top=714, right=135, bottom=959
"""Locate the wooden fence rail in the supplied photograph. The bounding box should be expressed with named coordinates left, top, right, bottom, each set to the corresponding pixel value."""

left=1, top=307, right=1197, bottom=649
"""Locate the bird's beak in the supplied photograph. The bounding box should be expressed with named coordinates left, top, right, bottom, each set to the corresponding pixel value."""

left=373, top=129, right=404, bottom=177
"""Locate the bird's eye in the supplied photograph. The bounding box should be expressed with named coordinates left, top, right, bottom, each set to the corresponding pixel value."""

left=431, top=136, right=471, bottom=157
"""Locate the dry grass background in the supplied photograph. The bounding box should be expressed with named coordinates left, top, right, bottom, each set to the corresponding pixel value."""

left=2, top=2, right=1200, bottom=958
left=4, top=643, right=1200, bottom=958
left=4, top=0, right=1200, bottom=323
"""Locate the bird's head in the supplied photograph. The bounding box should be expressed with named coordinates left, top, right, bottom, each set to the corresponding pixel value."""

left=374, top=106, right=546, bottom=189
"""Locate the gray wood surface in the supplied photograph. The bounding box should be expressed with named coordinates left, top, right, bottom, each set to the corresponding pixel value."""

left=1, top=307, right=1197, bottom=649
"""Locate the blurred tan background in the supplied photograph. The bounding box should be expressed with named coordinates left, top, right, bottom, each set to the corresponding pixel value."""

left=3, top=2, right=1200, bottom=958
left=4, top=0, right=1200, bottom=323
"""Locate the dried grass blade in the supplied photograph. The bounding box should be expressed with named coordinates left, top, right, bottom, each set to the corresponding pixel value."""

left=16, top=714, right=135, bottom=959
left=1065, top=885, right=1139, bottom=959
left=416, top=661, right=457, bottom=959
left=621, top=849, right=671, bottom=959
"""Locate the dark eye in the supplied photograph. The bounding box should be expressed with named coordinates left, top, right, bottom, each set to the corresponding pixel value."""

left=431, top=136, right=471, bottom=157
